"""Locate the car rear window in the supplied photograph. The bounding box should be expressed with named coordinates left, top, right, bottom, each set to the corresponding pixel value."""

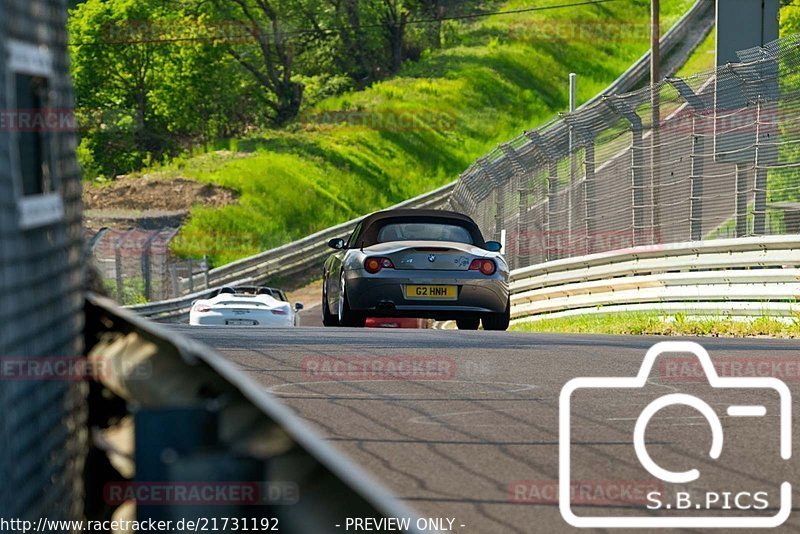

left=377, top=223, right=474, bottom=244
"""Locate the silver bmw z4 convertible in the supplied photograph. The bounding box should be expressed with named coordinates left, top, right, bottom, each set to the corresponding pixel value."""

left=322, top=209, right=510, bottom=330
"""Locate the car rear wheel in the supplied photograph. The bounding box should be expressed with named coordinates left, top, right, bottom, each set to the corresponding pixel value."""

left=322, top=277, right=340, bottom=327
left=482, top=299, right=510, bottom=331
left=456, top=316, right=480, bottom=330
left=338, top=276, right=366, bottom=328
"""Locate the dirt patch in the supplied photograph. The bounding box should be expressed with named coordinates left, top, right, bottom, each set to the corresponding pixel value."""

left=83, top=175, right=238, bottom=211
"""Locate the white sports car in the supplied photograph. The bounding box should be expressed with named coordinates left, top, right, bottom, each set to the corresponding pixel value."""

left=190, top=286, right=303, bottom=327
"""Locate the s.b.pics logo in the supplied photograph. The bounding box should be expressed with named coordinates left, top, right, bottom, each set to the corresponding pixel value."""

left=560, top=342, right=792, bottom=528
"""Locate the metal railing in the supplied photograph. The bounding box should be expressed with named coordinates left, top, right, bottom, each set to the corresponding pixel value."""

left=181, top=181, right=455, bottom=291
left=509, top=235, right=800, bottom=320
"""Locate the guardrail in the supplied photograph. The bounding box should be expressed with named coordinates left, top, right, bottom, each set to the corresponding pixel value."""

left=509, top=236, right=800, bottom=321
left=182, top=181, right=455, bottom=292
left=86, top=293, right=429, bottom=532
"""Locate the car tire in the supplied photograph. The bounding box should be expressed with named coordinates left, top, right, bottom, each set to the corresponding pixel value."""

left=456, top=316, right=480, bottom=330
left=338, top=276, right=366, bottom=328
left=322, top=277, right=340, bottom=327
left=482, top=299, right=510, bottom=331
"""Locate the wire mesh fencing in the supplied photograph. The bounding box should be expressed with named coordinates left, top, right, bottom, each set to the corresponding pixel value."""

left=448, top=34, right=800, bottom=271
left=88, top=227, right=212, bottom=304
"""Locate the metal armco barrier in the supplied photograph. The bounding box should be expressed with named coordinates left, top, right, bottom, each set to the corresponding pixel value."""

left=86, top=294, right=428, bottom=533
left=509, top=236, right=800, bottom=321
left=182, top=181, right=456, bottom=292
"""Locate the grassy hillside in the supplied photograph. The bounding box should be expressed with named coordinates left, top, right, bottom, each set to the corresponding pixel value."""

left=135, top=0, right=694, bottom=265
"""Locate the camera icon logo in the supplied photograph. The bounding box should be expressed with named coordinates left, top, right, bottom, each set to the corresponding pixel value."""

left=559, top=341, right=792, bottom=528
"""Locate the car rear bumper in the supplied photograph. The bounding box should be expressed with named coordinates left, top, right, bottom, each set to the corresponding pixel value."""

left=344, top=269, right=508, bottom=318
left=190, top=310, right=294, bottom=327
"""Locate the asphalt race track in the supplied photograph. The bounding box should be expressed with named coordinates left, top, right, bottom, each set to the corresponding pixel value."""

left=174, top=321, right=800, bottom=533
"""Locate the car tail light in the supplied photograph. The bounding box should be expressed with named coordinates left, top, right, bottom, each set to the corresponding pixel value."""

left=365, top=257, right=394, bottom=274
left=469, top=258, right=496, bottom=275
left=194, top=304, right=212, bottom=313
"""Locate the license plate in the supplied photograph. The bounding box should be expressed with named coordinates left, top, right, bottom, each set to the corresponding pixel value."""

left=226, top=319, right=256, bottom=326
left=404, top=285, right=457, bottom=300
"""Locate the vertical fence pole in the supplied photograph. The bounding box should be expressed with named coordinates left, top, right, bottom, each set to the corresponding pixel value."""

left=547, top=159, right=559, bottom=260
left=114, top=229, right=135, bottom=304
left=752, top=97, right=768, bottom=235
left=142, top=231, right=160, bottom=302
left=606, top=97, right=645, bottom=246
left=500, top=144, right=528, bottom=269
left=170, top=264, right=180, bottom=298
left=203, top=255, right=210, bottom=289
left=650, top=0, right=661, bottom=241
left=568, top=73, right=577, bottom=245
left=584, top=140, right=596, bottom=255
left=115, top=248, right=123, bottom=303
left=188, top=259, right=194, bottom=293
left=735, top=163, right=750, bottom=237
left=524, top=130, right=559, bottom=261
left=564, top=114, right=594, bottom=256
left=668, top=78, right=707, bottom=241
left=494, top=187, right=504, bottom=244
left=517, top=174, right=528, bottom=267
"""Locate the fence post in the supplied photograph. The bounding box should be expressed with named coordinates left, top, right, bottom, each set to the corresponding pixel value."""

left=524, top=131, right=559, bottom=260
left=170, top=263, right=180, bottom=298
left=142, top=231, right=160, bottom=302
left=494, top=187, right=504, bottom=244
left=114, top=229, right=136, bottom=303
left=752, top=97, right=769, bottom=235
left=735, top=163, right=750, bottom=237
left=500, top=143, right=527, bottom=269
left=203, top=255, right=210, bottom=289
left=606, top=97, right=646, bottom=247
left=668, top=78, right=708, bottom=241
left=187, top=259, right=194, bottom=293
left=563, top=114, right=595, bottom=256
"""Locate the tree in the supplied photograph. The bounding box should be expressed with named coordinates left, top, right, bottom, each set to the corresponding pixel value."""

left=210, top=0, right=306, bottom=125
left=69, top=0, right=255, bottom=177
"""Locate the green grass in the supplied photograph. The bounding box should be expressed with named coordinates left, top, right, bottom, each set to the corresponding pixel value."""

left=511, top=311, right=800, bottom=337
left=674, top=25, right=716, bottom=78
left=138, top=0, right=694, bottom=265
left=103, top=277, right=147, bottom=305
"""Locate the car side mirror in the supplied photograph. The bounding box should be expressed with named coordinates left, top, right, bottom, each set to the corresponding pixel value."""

left=295, top=302, right=304, bottom=311
left=485, top=241, right=502, bottom=252
left=328, top=238, right=345, bottom=250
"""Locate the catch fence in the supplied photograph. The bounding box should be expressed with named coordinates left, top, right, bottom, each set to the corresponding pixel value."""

left=448, top=34, right=800, bottom=270
left=88, top=228, right=211, bottom=304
